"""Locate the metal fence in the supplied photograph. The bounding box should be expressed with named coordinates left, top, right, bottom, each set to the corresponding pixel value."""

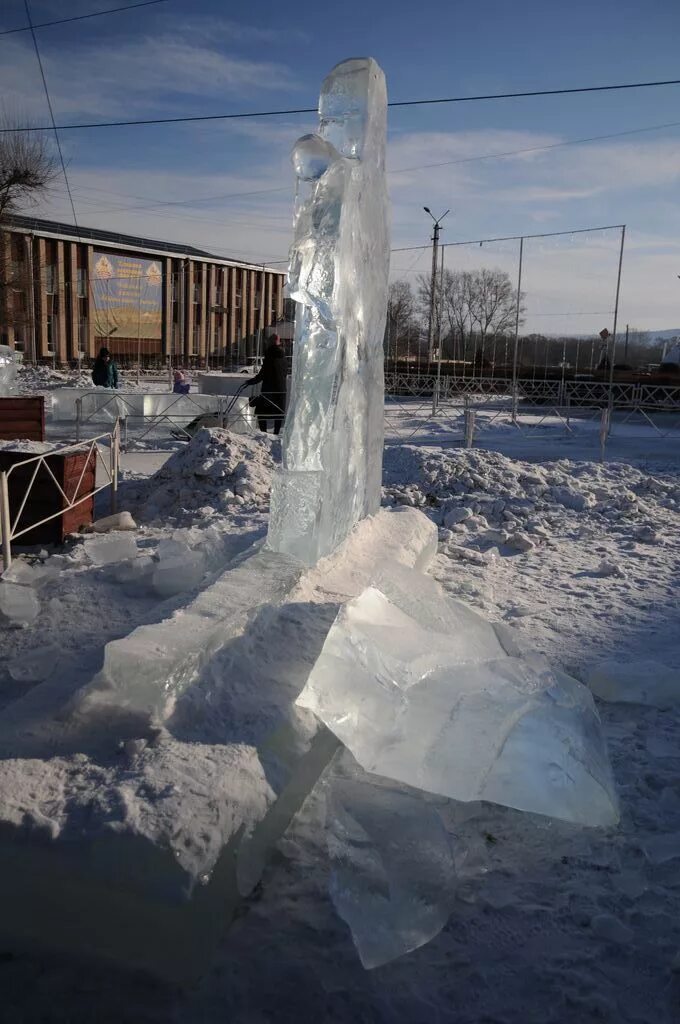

left=0, top=425, right=120, bottom=570
left=73, top=391, right=261, bottom=448
left=383, top=374, right=680, bottom=454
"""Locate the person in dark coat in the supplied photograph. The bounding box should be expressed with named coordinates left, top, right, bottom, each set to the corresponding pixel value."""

left=246, top=335, right=287, bottom=434
left=91, top=347, right=119, bottom=388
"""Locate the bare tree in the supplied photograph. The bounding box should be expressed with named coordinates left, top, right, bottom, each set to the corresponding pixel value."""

left=0, top=113, right=57, bottom=349
left=418, top=266, right=522, bottom=366
left=0, top=113, right=56, bottom=222
left=384, top=280, right=423, bottom=364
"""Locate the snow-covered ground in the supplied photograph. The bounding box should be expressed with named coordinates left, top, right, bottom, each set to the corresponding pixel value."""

left=1, top=399, right=679, bottom=1022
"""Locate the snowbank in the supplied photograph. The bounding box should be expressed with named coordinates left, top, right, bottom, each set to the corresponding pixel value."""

left=124, top=427, right=275, bottom=524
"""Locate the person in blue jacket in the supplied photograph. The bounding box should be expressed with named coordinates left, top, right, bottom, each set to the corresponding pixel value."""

left=91, top=347, right=119, bottom=388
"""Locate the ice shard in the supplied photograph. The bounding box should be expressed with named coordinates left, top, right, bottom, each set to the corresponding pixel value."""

left=298, top=573, right=619, bottom=828
left=267, top=58, right=390, bottom=565
left=326, top=771, right=455, bottom=969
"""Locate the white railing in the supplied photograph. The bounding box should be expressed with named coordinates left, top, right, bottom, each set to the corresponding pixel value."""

left=0, top=424, right=120, bottom=571
left=74, top=391, right=262, bottom=447
left=384, top=373, right=680, bottom=410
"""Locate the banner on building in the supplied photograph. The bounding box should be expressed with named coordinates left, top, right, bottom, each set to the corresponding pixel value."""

left=91, top=251, right=162, bottom=343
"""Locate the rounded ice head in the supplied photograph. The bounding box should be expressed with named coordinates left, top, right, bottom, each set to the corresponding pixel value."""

left=291, top=134, right=340, bottom=181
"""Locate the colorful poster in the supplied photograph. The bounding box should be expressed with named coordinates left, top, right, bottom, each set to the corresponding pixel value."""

left=91, top=251, right=162, bottom=340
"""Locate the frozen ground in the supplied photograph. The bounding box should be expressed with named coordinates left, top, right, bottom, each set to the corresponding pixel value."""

left=0, top=406, right=679, bottom=1022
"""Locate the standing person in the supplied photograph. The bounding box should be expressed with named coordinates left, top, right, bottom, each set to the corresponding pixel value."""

left=172, top=369, right=191, bottom=395
left=246, top=335, right=287, bottom=434
left=91, top=347, right=119, bottom=389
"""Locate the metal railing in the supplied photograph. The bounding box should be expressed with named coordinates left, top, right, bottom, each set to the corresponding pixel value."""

left=74, top=391, right=266, bottom=447
left=0, top=424, right=120, bottom=571
left=384, top=374, right=680, bottom=450
left=384, top=373, right=680, bottom=410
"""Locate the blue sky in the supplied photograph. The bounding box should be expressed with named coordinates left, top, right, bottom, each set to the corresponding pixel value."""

left=3, top=0, right=680, bottom=332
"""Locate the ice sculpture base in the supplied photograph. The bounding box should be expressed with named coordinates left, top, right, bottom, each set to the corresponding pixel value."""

left=298, top=572, right=619, bottom=828
left=0, top=507, right=437, bottom=980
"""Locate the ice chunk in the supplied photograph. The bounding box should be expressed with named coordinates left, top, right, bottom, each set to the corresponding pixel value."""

left=84, top=532, right=138, bottom=565
left=298, top=581, right=619, bottom=827
left=151, top=541, right=205, bottom=598
left=267, top=58, right=389, bottom=565
left=0, top=345, right=17, bottom=396
left=0, top=583, right=40, bottom=625
left=326, top=774, right=455, bottom=969
left=585, top=658, right=679, bottom=707
left=7, top=643, right=61, bottom=683
left=92, top=511, right=137, bottom=533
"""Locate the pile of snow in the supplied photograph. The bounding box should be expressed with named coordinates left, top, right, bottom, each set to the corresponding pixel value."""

left=17, top=364, right=92, bottom=392
left=383, top=446, right=679, bottom=550
left=123, top=428, right=275, bottom=524
left=17, top=364, right=154, bottom=394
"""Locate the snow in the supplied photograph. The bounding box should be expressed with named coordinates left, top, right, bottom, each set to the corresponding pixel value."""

left=123, top=426, right=275, bottom=525
left=268, top=58, right=389, bottom=564
left=0, top=400, right=679, bottom=1017
left=585, top=658, right=680, bottom=706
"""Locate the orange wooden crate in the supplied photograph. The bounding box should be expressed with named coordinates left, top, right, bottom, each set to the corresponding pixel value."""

left=0, top=447, right=96, bottom=545
left=0, top=397, right=45, bottom=442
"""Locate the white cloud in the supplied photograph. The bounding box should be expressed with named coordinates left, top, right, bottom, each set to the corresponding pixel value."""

left=0, top=32, right=300, bottom=122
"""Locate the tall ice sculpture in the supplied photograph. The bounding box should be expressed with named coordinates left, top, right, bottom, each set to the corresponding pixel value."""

left=267, top=58, right=390, bottom=565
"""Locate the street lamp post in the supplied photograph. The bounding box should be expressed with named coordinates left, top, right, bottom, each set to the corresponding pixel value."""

left=424, top=207, right=449, bottom=367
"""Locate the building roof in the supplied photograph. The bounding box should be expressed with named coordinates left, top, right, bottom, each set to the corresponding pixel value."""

left=3, top=213, right=286, bottom=275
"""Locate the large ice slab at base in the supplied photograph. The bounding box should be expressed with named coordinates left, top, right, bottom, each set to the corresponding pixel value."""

left=298, top=575, right=619, bottom=827
left=0, top=508, right=437, bottom=979
left=71, top=505, right=437, bottom=732
left=266, top=57, right=390, bottom=565
left=77, top=546, right=304, bottom=728
left=326, top=771, right=455, bottom=969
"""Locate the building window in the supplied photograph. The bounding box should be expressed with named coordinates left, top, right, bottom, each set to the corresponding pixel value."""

left=76, top=266, right=87, bottom=298
left=46, top=314, right=56, bottom=352
left=45, top=264, right=56, bottom=294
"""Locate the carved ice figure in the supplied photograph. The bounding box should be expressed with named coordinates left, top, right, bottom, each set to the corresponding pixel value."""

left=267, top=58, right=389, bottom=565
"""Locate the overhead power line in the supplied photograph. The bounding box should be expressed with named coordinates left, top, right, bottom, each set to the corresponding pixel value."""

left=0, top=0, right=169, bottom=36
left=3, top=78, right=680, bottom=132
left=43, top=114, right=680, bottom=219
left=23, top=0, right=81, bottom=235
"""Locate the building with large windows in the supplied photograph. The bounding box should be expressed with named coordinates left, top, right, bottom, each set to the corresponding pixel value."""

left=0, top=214, right=288, bottom=367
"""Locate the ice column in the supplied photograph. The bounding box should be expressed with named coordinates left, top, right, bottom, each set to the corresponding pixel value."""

left=266, top=58, right=390, bottom=565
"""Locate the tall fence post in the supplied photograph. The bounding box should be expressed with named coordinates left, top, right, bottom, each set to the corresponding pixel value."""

left=511, top=236, right=524, bottom=425
left=464, top=407, right=476, bottom=449
left=0, top=471, right=12, bottom=572
left=111, top=421, right=120, bottom=514
left=599, top=406, right=610, bottom=463
left=607, top=225, right=626, bottom=419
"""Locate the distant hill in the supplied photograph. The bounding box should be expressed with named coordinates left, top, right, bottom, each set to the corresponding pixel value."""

left=648, top=329, right=680, bottom=342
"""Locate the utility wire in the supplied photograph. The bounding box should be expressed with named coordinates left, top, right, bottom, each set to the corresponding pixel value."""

left=3, top=78, right=680, bottom=132
left=389, top=118, right=680, bottom=176
left=1, top=0, right=169, bottom=36
left=44, top=115, right=680, bottom=217
left=23, top=0, right=81, bottom=236
left=391, top=224, right=625, bottom=254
